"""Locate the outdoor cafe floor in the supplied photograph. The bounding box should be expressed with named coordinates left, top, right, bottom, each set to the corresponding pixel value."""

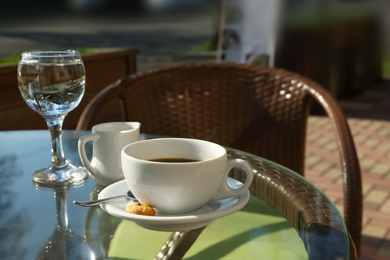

left=305, top=79, right=390, bottom=260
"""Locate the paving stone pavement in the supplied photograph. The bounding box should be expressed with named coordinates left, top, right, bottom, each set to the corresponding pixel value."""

left=305, top=80, right=390, bottom=260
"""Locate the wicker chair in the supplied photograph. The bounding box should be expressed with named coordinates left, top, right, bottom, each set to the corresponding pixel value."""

left=77, top=63, right=362, bottom=257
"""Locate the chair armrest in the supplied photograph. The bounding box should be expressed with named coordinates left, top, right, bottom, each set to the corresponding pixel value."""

left=227, top=149, right=355, bottom=259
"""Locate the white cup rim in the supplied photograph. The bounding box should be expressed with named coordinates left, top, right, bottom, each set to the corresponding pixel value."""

left=122, top=138, right=226, bottom=164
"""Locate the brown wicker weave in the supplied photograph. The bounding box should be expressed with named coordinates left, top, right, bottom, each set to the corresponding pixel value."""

left=229, top=149, right=359, bottom=259
left=77, top=63, right=362, bottom=257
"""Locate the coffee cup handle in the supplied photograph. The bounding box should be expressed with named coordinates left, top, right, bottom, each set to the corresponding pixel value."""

left=78, top=133, right=100, bottom=176
left=212, top=159, right=253, bottom=201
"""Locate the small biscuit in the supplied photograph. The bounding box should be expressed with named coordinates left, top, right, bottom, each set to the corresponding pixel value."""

left=126, top=202, right=156, bottom=216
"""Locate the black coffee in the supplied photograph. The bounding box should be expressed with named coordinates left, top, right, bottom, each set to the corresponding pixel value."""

left=148, top=158, right=199, bottom=163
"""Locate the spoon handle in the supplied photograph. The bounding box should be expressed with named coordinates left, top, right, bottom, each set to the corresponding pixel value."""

left=73, top=195, right=135, bottom=207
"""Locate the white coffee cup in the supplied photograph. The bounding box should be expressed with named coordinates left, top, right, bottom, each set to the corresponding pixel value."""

left=78, top=122, right=141, bottom=186
left=121, top=138, right=253, bottom=214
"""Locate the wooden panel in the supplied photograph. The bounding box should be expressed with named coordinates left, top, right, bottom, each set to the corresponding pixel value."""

left=84, top=59, right=128, bottom=90
left=0, top=49, right=138, bottom=130
left=0, top=106, right=45, bottom=130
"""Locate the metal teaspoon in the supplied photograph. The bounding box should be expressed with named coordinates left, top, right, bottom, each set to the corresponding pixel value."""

left=73, top=191, right=137, bottom=207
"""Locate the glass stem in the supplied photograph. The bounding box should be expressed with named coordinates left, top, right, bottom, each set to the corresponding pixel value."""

left=45, top=115, right=67, bottom=168
left=54, top=187, right=69, bottom=230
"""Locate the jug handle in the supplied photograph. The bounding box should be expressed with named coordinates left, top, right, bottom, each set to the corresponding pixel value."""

left=78, top=133, right=99, bottom=176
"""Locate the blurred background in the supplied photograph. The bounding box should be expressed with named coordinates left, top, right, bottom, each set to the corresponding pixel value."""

left=0, top=0, right=389, bottom=99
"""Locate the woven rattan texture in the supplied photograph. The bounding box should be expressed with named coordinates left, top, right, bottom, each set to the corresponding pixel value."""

left=228, top=149, right=357, bottom=259
left=78, top=64, right=310, bottom=174
left=228, top=149, right=343, bottom=229
left=77, top=63, right=362, bottom=257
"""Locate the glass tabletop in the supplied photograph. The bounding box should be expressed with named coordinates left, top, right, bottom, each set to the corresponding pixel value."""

left=0, top=130, right=349, bottom=260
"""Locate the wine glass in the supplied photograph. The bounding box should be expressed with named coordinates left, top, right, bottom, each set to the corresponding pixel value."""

left=17, top=50, right=88, bottom=186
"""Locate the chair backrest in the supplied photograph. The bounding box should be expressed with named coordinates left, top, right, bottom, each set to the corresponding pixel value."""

left=77, top=63, right=362, bottom=256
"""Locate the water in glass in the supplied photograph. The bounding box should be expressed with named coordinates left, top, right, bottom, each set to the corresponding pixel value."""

left=17, top=51, right=88, bottom=186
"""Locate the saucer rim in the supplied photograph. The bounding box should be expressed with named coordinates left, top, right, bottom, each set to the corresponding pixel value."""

left=98, top=178, right=250, bottom=225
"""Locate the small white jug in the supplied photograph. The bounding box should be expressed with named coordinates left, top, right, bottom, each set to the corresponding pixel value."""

left=78, top=122, right=140, bottom=186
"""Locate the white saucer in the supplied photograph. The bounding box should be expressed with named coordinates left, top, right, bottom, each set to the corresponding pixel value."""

left=98, top=178, right=250, bottom=232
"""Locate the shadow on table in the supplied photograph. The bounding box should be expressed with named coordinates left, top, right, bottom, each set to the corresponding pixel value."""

left=184, top=221, right=290, bottom=260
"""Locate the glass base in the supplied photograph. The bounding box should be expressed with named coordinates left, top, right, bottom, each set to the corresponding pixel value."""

left=32, top=162, right=88, bottom=186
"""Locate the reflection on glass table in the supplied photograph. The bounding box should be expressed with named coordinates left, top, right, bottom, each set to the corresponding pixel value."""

left=35, top=185, right=95, bottom=260
left=0, top=130, right=350, bottom=259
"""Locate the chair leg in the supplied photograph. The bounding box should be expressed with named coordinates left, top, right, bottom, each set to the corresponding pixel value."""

left=154, top=227, right=206, bottom=260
